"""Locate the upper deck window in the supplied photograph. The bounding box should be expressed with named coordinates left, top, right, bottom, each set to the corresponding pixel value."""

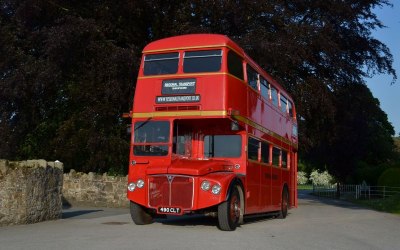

left=280, top=94, right=288, bottom=113
left=260, top=77, right=270, bottom=100
left=288, top=101, right=294, bottom=117
left=183, top=50, right=222, bottom=73
left=227, top=51, right=244, bottom=80
left=271, top=85, right=278, bottom=107
left=247, top=65, right=258, bottom=91
left=204, top=135, right=242, bottom=158
left=143, top=52, right=179, bottom=76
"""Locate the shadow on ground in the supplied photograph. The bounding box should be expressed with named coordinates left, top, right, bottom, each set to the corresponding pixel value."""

left=156, top=211, right=281, bottom=228
left=298, top=190, right=373, bottom=210
left=62, top=209, right=104, bottom=219
left=157, top=214, right=218, bottom=227
left=60, top=191, right=374, bottom=225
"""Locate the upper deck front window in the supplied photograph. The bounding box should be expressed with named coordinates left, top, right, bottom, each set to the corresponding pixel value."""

left=183, top=50, right=222, bottom=73
left=143, top=52, right=179, bottom=76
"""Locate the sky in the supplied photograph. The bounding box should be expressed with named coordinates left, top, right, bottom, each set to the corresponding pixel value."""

left=365, top=2, right=400, bottom=136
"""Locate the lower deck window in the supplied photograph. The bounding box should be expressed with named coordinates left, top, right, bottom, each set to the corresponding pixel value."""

left=173, top=134, right=192, bottom=157
left=261, top=142, right=270, bottom=163
left=248, top=137, right=259, bottom=161
left=204, top=135, right=242, bottom=158
left=272, top=147, right=280, bottom=166
left=282, top=150, right=288, bottom=168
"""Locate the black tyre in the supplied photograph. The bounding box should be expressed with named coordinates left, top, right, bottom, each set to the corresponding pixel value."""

left=278, top=188, right=289, bottom=219
left=218, top=186, right=241, bottom=231
left=130, top=201, right=153, bottom=225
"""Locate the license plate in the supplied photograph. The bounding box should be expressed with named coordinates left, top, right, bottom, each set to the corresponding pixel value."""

left=157, top=206, right=183, bottom=215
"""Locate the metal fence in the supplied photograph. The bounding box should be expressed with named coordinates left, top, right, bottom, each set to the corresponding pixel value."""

left=312, top=184, right=400, bottom=200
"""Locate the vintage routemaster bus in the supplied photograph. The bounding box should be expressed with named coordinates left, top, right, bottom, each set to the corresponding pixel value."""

left=127, top=34, right=298, bottom=231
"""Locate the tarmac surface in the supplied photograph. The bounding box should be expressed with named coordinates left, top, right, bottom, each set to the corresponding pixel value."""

left=1, top=191, right=399, bottom=250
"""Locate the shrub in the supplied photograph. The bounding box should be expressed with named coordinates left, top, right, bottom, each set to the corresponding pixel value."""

left=297, top=171, right=308, bottom=185
left=378, top=168, right=400, bottom=187
left=309, top=170, right=334, bottom=186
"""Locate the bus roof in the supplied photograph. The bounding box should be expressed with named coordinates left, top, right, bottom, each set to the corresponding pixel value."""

left=142, top=34, right=293, bottom=101
left=143, top=34, right=244, bottom=54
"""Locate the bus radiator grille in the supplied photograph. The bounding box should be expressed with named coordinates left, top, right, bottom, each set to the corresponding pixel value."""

left=148, top=175, right=194, bottom=210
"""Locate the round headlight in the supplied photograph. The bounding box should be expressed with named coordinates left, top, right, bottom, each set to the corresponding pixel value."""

left=201, top=181, right=211, bottom=191
left=211, top=184, right=221, bottom=195
left=136, top=179, right=145, bottom=188
left=127, top=182, right=136, bottom=192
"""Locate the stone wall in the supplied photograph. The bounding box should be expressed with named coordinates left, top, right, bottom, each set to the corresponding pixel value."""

left=0, top=160, right=63, bottom=226
left=62, top=170, right=129, bottom=208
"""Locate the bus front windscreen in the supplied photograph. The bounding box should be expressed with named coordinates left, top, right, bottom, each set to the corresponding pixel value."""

left=133, top=121, right=170, bottom=156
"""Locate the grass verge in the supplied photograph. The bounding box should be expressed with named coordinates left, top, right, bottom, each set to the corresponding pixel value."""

left=297, top=184, right=313, bottom=190
left=350, top=194, right=400, bottom=214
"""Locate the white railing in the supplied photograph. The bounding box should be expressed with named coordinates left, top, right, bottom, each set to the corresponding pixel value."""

left=312, top=184, right=400, bottom=200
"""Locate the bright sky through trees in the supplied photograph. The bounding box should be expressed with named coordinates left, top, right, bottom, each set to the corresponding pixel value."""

left=366, top=3, right=400, bottom=135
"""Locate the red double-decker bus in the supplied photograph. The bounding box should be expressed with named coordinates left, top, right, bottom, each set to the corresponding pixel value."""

left=127, top=34, right=298, bottom=231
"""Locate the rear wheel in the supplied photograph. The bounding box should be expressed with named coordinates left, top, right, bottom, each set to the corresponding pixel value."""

left=278, top=188, right=289, bottom=219
left=218, top=186, right=241, bottom=231
left=130, top=201, right=154, bottom=225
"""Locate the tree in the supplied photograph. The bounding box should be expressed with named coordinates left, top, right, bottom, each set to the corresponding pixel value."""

left=330, top=83, right=394, bottom=181
left=0, top=0, right=396, bottom=178
left=0, top=1, right=135, bottom=173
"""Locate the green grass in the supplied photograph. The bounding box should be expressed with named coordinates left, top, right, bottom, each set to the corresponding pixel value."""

left=297, top=184, right=313, bottom=190
left=351, top=194, right=400, bottom=214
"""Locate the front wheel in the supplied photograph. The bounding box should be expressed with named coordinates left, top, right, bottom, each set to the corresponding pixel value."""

left=130, top=201, right=154, bottom=225
left=218, top=186, right=241, bottom=231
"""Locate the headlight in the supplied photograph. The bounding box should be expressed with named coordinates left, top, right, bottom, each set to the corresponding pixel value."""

left=211, top=184, right=221, bottom=195
left=201, top=181, right=211, bottom=191
left=136, top=179, right=145, bottom=188
left=127, top=182, right=136, bottom=192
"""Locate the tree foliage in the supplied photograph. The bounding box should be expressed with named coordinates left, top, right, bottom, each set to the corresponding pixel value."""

left=0, top=0, right=397, bottom=179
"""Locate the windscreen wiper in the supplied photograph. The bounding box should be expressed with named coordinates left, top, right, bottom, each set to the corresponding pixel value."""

left=133, top=117, right=152, bottom=132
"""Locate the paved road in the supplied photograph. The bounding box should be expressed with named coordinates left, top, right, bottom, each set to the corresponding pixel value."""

left=1, top=191, right=399, bottom=250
